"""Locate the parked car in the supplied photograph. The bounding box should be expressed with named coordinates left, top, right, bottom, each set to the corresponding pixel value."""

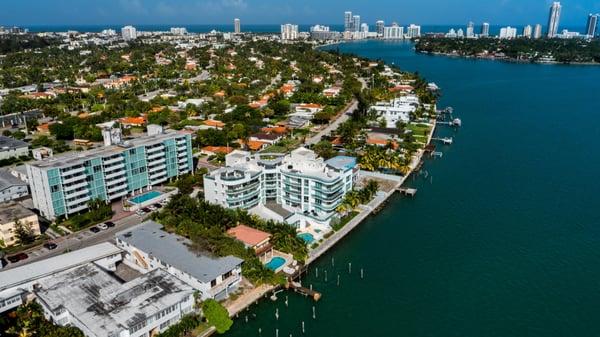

left=97, top=223, right=108, bottom=230
left=7, top=253, right=28, bottom=263
left=142, top=207, right=152, bottom=213
left=43, top=242, right=58, bottom=250
left=153, top=203, right=163, bottom=209
left=104, top=221, right=116, bottom=228
left=89, top=226, right=101, bottom=233
left=148, top=205, right=157, bottom=211
left=136, top=209, right=146, bottom=216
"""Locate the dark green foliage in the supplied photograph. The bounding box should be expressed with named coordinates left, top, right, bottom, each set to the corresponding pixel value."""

left=0, top=302, right=84, bottom=337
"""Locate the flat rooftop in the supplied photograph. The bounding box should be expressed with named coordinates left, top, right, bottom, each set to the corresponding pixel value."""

left=116, top=221, right=243, bottom=283
left=325, top=156, right=357, bottom=171
left=0, top=136, right=28, bottom=151
left=34, top=263, right=193, bottom=337
left=27, top=130, right=188, bottom=170
left=0, top=169, right=26, bottom=189
left=0, top=202, right=35, bottom=224
left=0, top=242, right=121, bottom=291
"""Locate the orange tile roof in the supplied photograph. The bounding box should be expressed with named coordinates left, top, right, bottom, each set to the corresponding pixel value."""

left=201, top=146, right=233, bottom=154
left=389, top=85, right=414, bottom=92
left=119, top=116, right=146, bottom=126
left=298, top=103, right=323, bottom=109
left=213, top=90, right=226, bottom=97
left=280, top=84, right=295, bottom=93
left=227, top=225, right=271, bottom=246
left=245, top=140, right=268, bottom=151
left=261, top=126, right=288, bottom=134
left=367, top=137, right=398, bottom=149
left=203, top=119, right=225, bottom=128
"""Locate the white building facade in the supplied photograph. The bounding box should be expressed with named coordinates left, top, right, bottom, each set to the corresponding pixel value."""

left=370, top=95, right=419, bottom=127
left=204, top=148, right=359, bottom=228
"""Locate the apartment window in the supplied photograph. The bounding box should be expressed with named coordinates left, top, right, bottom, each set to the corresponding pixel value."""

left=304, top=196, right=309, bottom=202
left=93, top=166, right=102, bottom=173
left=211, top=279, right=217, bottom=287
left=50, top=185, right=60, bottom=193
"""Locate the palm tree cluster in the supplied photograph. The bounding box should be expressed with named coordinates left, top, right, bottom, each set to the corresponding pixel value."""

left=336, top=180, right=380, bottom=215
left=358, top=145, right=412, bottom=175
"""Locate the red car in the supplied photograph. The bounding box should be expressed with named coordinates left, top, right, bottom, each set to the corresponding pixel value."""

left=7, top=252, right=28, bottom=263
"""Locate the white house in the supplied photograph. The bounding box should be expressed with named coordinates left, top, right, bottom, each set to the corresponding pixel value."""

left=370, top=95, right=419, bottom=127
left=116, top=221, right=244, bottom=301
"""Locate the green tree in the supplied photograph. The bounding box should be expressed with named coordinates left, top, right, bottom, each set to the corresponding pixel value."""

left=14, top=220, right=36, bottom=245
left=201, top=299, right=233, bottom=334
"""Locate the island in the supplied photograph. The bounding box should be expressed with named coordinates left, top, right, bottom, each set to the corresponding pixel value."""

left=415, top=36, right=600, bottom=64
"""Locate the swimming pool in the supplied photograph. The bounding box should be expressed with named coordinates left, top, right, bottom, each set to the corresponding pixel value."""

left=297, top=233, right=315, bottom=244
left=129, top=191, right=162, bottom=204
left=265, top=257, right=286, bottom=271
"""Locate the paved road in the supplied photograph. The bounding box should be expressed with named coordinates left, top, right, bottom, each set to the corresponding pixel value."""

left=2, top=212, right=147, bottom=270
left=305, top=99, right=357, bottom=146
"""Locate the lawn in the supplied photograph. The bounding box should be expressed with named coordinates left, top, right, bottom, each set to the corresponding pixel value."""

left=332, top=211, right=359, bottom=231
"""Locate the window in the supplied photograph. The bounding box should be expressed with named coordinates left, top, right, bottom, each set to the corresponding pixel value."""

left=211, top=279, right=217, bottom=287
left=93, top=166, right=102, bottom=173
left=129, top=149, right=136, bottom=155
left=50, top=185, right=60, bottom=193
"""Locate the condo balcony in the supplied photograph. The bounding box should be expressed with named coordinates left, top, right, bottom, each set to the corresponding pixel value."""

left=177, top=145, right=188, bottom=152
left=149, top=171, right=167, bottom=180
left=67, top=203, right=88, bottom=213
left=107, top=189, right=127, bottom=200
left=104, top=170, right=126, bottom=180
left=103, top=156, right=124, bottom=166
left=66, top=195, right=91, bottom=207
left=63, top=181, right=89, bottom=192
left=148, top=157, right=166, bottom=165
left=104, top=162, right=126, bottom=172
left=176, top=138, right=187, bottom=145
left=147, top=151, right=165, bottom=160
left=148, top=164, right=167, bottom=173
left=62, top=174, right=87, bottom=185
left=105, top=176, right=127, bottom=186
left=61, top=166, right=85, bottom=176
left=146, top=145, right=165, bottom=154
left=64, top=188, right=89, bottom=198
left=107, top=184, right=127, bottom=194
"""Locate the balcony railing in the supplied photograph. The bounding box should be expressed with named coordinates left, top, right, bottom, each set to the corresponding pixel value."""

left=66, top=195, right=91, bottom=207
left=61, top=166, right=85, bottom=176
left=105, top=170, right=126, bottom=180
left=63, top=181, right=88, bottom=192
left=62, top=174, right=86, bottom=185
left=103, top=156, right=124, bottom=165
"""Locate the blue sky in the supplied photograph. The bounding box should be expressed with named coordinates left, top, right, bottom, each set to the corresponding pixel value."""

left=1, top=0, right=599, bottom=27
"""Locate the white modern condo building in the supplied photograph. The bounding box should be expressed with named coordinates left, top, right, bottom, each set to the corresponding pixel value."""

left=26, top=127, right=193, bottom=220
left=204, top=148, right=359, bottom=228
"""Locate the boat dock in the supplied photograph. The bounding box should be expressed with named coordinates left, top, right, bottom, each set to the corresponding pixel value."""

left=397, top=187, right=417, bottom=197
left=287, top=281, right=322, bottom=301
left=432, top=137, right=453, bottom=145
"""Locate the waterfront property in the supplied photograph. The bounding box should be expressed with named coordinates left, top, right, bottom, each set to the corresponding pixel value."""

left=116, top=220, right=244, bottom=301
left=227, top=224, right=273, bottom=258
left=26, top=126, right=193, bottom=220
left=34, top=263, right=195, bottom=337
left=0, top=202, right=40, bottom=247
left=203, top=148, right=359, bottom=229
left=370, top=95, right=419, bottom=128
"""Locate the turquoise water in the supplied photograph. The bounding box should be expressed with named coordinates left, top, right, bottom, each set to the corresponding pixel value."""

left=129, top=191, right=162, bottom=204
left=298, top=233, right=315, bottom=244
left=265, top=257, right=286, bottom=271
left=226, top=41, right=600, bottom=337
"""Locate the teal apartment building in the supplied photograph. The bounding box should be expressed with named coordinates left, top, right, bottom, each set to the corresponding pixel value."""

left=26, top=128, right=193, bottom=220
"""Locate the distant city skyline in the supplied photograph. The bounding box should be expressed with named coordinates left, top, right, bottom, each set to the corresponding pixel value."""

left=1, top=0, right=599, bottom=27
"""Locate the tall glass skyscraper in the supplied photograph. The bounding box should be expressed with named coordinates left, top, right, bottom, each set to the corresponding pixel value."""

left=344, top=11, right=353, bottom=32
left=586, top=14, right=598, bottom=37
left=547, top=2, right=562, bottom=38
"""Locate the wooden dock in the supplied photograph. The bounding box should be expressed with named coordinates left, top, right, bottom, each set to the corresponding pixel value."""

left=287, top=281, right=322, bottom=301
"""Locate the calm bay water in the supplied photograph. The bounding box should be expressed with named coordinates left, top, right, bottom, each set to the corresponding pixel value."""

left=225, top=40, right=600, bottom=337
